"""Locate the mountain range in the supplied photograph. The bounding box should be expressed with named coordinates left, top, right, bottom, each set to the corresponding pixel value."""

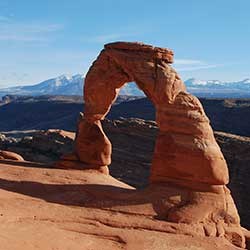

left=1, top=74, right=250, bottom=98
left=0, top=74, right=143, bottom=97
left=185, top=78, right=250, bottom=97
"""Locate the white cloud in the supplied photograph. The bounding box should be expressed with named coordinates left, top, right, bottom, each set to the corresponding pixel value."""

left=0, top=20, right=63, bottom=42
left=174, top=59, right=204, bottom=65
left=176, top=64, right=221, bottom=72
left=174, top=58, right=223, bottom=72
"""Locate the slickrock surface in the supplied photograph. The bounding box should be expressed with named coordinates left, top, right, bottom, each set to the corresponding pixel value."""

left=0, top=162, right=243, bottom=250
left=0, top=150, right=24, bottom=161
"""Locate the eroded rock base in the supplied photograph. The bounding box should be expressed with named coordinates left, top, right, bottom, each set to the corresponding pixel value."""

left=0, top=161, right=248, bottom=249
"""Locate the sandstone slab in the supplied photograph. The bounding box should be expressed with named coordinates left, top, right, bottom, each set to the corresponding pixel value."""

left=0, top=161, right=244, bottom=250
left=0, top=150, right=24, bottom=161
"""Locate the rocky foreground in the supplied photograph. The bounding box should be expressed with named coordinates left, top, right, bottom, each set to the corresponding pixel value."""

left=1, top=118, right=250, bottom=232
left=1, top=121, right=250, bottom=249
left=1, top=161, right=245, bottom=250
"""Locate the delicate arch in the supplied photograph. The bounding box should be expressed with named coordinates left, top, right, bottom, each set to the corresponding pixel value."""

left=76, top=42, right=228, bottom=188
left=56, top=42, right=247, bottom=248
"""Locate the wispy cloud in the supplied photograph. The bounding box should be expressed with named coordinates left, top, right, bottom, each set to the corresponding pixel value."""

left=174, top=58, right=223, bottom=72
left=0, top=20, right=63, bottom=42
left=176, top=64, right=223, bottom=72
left=174, top=59, right=204, bottom=65
left=0, top=34, right=48, bottom=42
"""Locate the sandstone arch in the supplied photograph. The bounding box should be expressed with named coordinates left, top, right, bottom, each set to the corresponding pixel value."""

left=56, top=42, right=248, bottom=248
left=77, top=42, right=228, bottom=190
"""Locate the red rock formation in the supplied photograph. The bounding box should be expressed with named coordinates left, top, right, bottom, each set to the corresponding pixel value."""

left=0, top=150, right=24, bottom=161
left=82, top=42, right=228, bottom=188
left=0, top=162, right=244, bottom=250
left=56, top=42, right=248, bottom=248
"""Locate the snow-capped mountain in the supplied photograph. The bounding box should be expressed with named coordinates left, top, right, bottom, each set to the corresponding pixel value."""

left=185, top=78, right=250, bottom=97
left=1, top=75, right=250, bottom=98
left=185, top=78, right=224, bottom=86
left=0, top=74, right=144, bottom=97
left=185, top=78, right=250, bottom=89
left=0, top=74, right=85, bottom=96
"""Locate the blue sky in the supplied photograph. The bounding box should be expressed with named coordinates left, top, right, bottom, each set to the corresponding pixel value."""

left=0, top=0, right=250, bottom=87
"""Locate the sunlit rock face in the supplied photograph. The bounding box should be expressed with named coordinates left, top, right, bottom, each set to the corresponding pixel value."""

left=0, top=150, right=24, bottom=161
left=56, top=42, right=248, bottom=248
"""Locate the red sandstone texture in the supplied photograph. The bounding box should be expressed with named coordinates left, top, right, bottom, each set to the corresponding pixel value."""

left=55, top=42, right=250, bottom=248
left=0, top=162, right=246, bottom=250
left=0, top=150, right=24, bottom=161
left=82, top=41, right=228, bottom=188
